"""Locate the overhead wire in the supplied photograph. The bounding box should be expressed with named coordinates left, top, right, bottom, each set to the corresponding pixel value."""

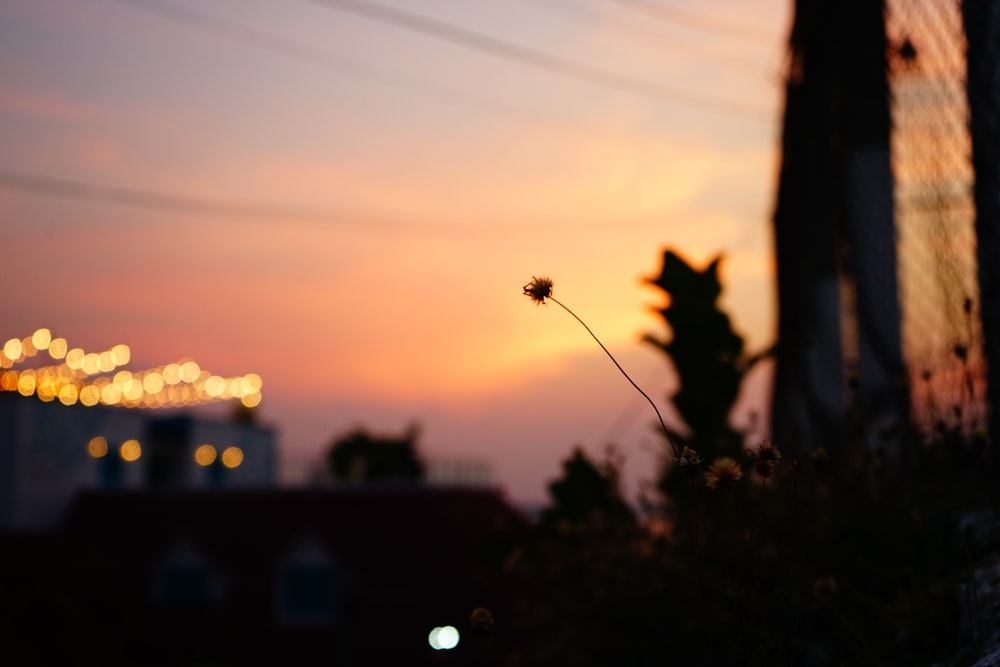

left=302, top=0, right=774, bottom=123
left=520, top=0, right=781, bottom=80
left=14, top=2, right=777, bottom=240
left=110, top=0, right=586, bottom=132
left=602, top=0, right=781, bottom=47
left=0, top=169, right=700, bottom=238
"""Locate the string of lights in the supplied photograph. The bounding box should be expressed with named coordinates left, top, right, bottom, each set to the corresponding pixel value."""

left=0, top=327, right=263, bottom=409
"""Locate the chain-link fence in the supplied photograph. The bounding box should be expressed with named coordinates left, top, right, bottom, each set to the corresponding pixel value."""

left=886, top=0, right=988, bottom=437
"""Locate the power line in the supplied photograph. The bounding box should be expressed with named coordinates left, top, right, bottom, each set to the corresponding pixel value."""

left=602, top=0, right=781, bottom=47
left=0, top=169, right=692, bottom=238
left=303, top=0, right=774, bottom=123
left=521, top=0, right=779, bottom=80
left=110, top=0, right=582, bottom=131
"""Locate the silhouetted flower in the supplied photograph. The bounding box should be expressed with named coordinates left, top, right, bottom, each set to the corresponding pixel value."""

left=750, top=440, right=781, bottom=478
left=470, top=606, right=494, bottom=631
left=522, top=274, right=679, bottom=458
left=523, top=276, right=553, bottom=304
left=704, top=456, right=742, bottom=490
left=678, top=446, right=703, bottom=468
left=810, top=447, right=829, bottom=462
left=811, top=576, right=838, bottom=596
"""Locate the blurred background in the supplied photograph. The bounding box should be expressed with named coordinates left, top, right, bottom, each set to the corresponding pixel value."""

left=3, top=0, right=999, bottom=663
left=1, top=0, right=788, bottom=505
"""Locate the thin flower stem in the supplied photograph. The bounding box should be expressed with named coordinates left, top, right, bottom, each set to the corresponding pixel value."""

left=549, top=295, right=679, bottom=458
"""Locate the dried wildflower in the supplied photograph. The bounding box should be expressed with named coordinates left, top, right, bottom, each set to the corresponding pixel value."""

left=523, top=275, right=679, bottom=458
left=751, top=440, right=781, bottom=478
left=470, top=606, right=495, bottom=631
left=811, top=576, right=838, bottom=596
left=522, top=276, right=554, bottom=305
left=704, top=456, right=742, bottom=490
left=678, top=446, right=703, bottom=467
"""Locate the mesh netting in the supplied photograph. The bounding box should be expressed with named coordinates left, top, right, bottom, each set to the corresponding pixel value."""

left=886, top=0, right=988, bottom=436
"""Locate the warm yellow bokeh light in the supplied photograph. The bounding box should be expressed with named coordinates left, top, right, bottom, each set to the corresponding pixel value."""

left=143, top=372, right=165, bottom=394
left=16, top=372, right=35, bottom=396
left=194, top=444, right=217, bottom=466
left=58, top=384, right=79, bottom=406
left=221, top=446, right=244, bottom=469
left=120, top=439, right=142, bottom=462
left=122, top=379, right=144, bottom=402
left=162, top=363, right=181, bottom=385
left=21, top=337, right=37, bottom=358
left=65, top=348, right=85, bottom=370
left=48, top=337, right=67, bottom=360
left=36, top=379, right=56, bottom=401
left=98, top=351, right=115, bottom=373
left=179, top=360, right=200, bottom=383
left=1, top=329, right=259, bottom=410
left=1, top=370, right=18, bottom=391
left=80, top=384, right=101, bottom=407
left=87, top=436, right=108, bottom=458
left=82, top=352, right=101, bottom=375
left=32, top=328, right=52, bottom=350
left=241, top=391, right=262, bottom=408
left=101, top=383, right=122, bottom=405
left=205, top=375, right=225, bottom=397
left=227, top=377, right=245, bottom=398
left=110, top=344, right=130, bottom=366
left=3, top=338, right=22, bottom=361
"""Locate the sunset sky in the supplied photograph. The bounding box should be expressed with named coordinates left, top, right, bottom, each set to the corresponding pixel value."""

left=1, top=0, right=790, bottom=505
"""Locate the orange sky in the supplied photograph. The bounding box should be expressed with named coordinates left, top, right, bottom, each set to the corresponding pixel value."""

left=1, top=0, right=790, bottom=504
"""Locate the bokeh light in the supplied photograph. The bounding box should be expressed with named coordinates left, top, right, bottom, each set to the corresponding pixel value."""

left=31, top=328, right=51, bottom=350
left=194, top=444, right=217, bottom=466
left=110, top=344, right=130, bottom=366
left=205, top=375, right=226, bottom=397
left=17, top=372, right=35, bottom=397
left=87, top=436, right=108, bottom=458
left=143, top=372, right=164, bottom=394
left=221, top=446, right=244, bottom=469
left=65, top=348, right=84, bottom=370
left=1, top=328, right=262, bottom=410
left=241, top=391, right=263, bottom=408
left=80, top=384, right=101, bottom=407
left=82, top=352, right=101, bottom=375
left=58, top=384, right=79, bottom=406
left=48, top=337, right=67, bottom=360
left=120, top=439, right=142, bottom=462
left=1, top=371, right=17, bottom=391
left=3, top=338, right=22, bottom=360
left=428, top=626, right=460, bottom=650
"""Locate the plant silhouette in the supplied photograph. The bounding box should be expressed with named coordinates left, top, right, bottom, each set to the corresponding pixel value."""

left=644, top=250, right=773, bottom=466
left=325, top=424, right=425, bottom=483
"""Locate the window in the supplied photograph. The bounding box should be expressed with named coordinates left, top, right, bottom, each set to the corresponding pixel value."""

left=277, top=540, right=340, bottom=625
left=153, top=541, right=218, bottom=607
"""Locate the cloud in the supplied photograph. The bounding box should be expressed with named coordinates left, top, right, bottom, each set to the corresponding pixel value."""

left=0, top=88, right=103, bottom=122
